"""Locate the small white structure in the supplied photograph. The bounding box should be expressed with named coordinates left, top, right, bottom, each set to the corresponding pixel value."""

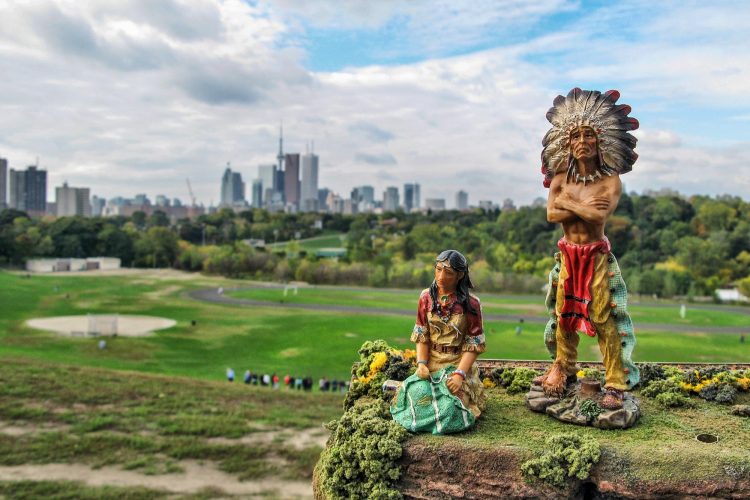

left=715, top=288, right=749, bottom=303
left=26, top=257, right=121, bottom=273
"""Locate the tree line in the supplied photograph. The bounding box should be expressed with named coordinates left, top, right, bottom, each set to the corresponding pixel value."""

left=2, top=191, right=750, bottom=298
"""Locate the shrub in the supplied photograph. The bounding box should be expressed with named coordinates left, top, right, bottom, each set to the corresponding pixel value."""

left=578, top=399, right=603, bottom=420
left=637, top=363, right=666, bottom=385
left=346, top=340, right=415, bottom=410
left=317, top=398, right=407, bottom=500
left=641, top=379, right=681, bottom=399
left=714, top=384, right=738, bottom=404
left=521, top=433, right=601, bottom=487
left=654, top=392, right=693, bottom=408
left=489, top=367, right=540, bottom=394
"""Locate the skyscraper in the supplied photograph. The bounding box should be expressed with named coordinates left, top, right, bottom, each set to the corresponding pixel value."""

left=403, top=182, right=421, bottom=212
left=10, top=165, right=47, bottom=214
left=258, top=164, right=276, bottom=192
left=56, top=182, right=91, bottom=217
left=383, top=186, right=399, bottom=212
left=300, top=152, right=319, bottom=212
left=251, top=179, right=263, bottom=208
left=220, top=165, right=246, bottom=206
left=91, top=195, right=106, bottom=216
left=284, top=153, right=300, bottom=209
left=318, top=188, right=330, bottom=212
left=456, top=190, right=469, bottom=210
left=0, top=158, right=7, bottom=209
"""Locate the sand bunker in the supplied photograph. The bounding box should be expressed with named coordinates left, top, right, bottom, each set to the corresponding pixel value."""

left=26, top=315, right=176, bottom=337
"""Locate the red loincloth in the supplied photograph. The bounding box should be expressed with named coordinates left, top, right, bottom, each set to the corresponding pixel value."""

left=558, top=237, right=611, bottom=337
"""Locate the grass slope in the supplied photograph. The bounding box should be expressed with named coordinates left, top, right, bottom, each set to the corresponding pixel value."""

left=0, top=358, right=342, bottom=497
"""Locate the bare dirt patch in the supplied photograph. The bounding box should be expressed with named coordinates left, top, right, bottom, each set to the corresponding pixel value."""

left=0, top=461, right=313, bottom=498
left=26, top=315, right=177, bottom=337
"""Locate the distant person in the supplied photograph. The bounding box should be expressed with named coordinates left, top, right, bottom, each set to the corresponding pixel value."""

left=191, top=320, right=197, bottom=327
left=679, top=303, right=687, bottom=320
left=319, top=378, right=326, bottom=391
left=226, top=368, right=235, bottom=382
left=272, top=374, right=279, bottom=389
left=262, top=373, right=271, bottom=386
left=243, top=370, right=251, bottom=384
left=295, top=377, right=303, bottom=390
left=98, top=339, right=106, bottom=350
left=303, top=376, right=313, bottom=391
left=741, top=334, right=746, bottom=344
left=331, top=379, right=339, bottom=392
left=283, top=374, right=291, bottom=388
left=515, top=318, right=524, bottom=336
left=217, top=287, right=224, bottom=295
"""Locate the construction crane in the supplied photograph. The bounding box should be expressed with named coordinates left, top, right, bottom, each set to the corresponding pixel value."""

left=185, top=178, right=197, bottom=207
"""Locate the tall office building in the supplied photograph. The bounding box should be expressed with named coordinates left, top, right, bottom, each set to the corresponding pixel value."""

left=133, top=193, right=151, bottom=206
left=56, top=182, right=91, bottom=217
left=251, top=179, right=263, bottom=208
left=403, top=183, right=414, bottom=212
left=403, top=182, right=421, bottom=212
left=300, top=152, right=319, bottom=212
left=284, top=153, right=300, bottom=209
left=318, top=188, right=330, bottom=212
left=91, top=195, right=106, bottom=216
left=456, top=190, right=469, bottom=210
left=383, top=186, right=399, bottom=212
left=351, top=185, right=375, bottom=212
left=220, top=165, right=246, bottom=206
left=10, top=165, right=47, bottom=214
left=155, top=195, right=170, bottom=207
left=0, top=158, right=7, bottom=209
left=258, top=164, right=276, bottom=192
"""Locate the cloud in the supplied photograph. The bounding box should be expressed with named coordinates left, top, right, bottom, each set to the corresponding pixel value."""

left=348, top=122, right=395, bottom=142
left=355, top=153, right=397, bottom=165
left=0, top=0, right=748, bottom=210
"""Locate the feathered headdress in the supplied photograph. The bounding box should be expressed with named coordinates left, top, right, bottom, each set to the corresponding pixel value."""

left=541, top=88, right=639, bottom=187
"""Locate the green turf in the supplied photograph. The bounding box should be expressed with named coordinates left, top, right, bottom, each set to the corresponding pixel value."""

left=2, top=270, right=750, bottom=387
left=267, top=232, right=347, bottom=251
left=228, top=285, right=750, bottom=327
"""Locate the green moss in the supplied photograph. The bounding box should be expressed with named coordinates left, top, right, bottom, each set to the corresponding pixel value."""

left=520, top=433, right=601, bottom=487
left=487, top=367, right=541, bottom=394
left=521, top=433, right=601, bottom=486
left=317, top=398, right=407, bottom=500
left=654, top=392, right=693, bottom=408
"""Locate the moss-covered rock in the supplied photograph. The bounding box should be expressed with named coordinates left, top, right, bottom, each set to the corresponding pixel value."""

left=521, top=433, right=601, bottom=487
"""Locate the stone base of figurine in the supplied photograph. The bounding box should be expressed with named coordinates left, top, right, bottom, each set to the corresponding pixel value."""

left=525, top=378, right=640, bottom=429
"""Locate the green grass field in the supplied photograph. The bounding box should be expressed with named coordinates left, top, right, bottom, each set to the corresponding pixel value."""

left=3, top=269, right=750, bottom=497
left=229, top=285, right=750, bottom=328
left=267, top=232, right=347, bottom=252
left=2, top=270, right=750, bottom=386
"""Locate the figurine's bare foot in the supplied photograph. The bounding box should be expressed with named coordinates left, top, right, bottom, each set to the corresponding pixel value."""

left=541, top=363, right=567, bottom=397
left=601, top=388, right=624, bottom=410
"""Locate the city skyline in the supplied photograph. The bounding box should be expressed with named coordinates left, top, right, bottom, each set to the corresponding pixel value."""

left=1, top=1, right=749, bottom=207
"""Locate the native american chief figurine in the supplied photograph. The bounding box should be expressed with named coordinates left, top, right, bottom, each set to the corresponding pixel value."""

left=536, top=88, right=640, bottom=410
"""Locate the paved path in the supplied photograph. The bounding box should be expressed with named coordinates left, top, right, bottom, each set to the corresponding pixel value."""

left=189, top=287, right=750, bottom=335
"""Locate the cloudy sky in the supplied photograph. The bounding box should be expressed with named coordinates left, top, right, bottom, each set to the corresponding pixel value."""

left=1, top=0, right=749, bottom=208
